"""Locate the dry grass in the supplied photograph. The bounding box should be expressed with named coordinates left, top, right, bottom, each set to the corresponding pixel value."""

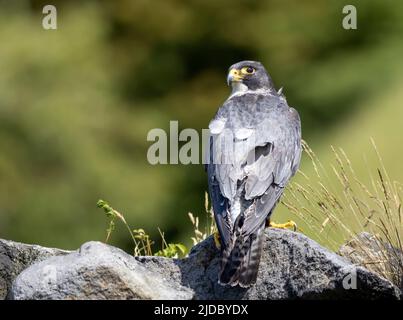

left=281, top=140, right=402, bottom=287
left=188, top=192, right=217, bottom=246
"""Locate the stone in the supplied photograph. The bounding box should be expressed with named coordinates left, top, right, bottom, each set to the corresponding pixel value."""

left=0, top=239, right=69, bottom=299
left=5, top=229, right=402, bottom=300
left=10, top=241, right=193, bottom=300
left=173, top=229, right=401, bottom=299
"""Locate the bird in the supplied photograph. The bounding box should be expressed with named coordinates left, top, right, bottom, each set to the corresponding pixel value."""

left=206, top=60, right=302, bottom=287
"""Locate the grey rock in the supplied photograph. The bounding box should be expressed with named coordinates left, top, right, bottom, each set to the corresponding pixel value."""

left=6, top=229, right=401, bottom=300
left=10, top=241, right=193, bottom=300
left=171, top=229, right=401, bottom=299
left=0, top=239, right=69, bottom=299
left=339, top=232, right=403, bottom=292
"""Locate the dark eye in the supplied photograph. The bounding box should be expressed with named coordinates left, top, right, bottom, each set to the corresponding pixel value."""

left=241, top=66, right=256, bottom=75
left=246, top=67, right=254, bottom=73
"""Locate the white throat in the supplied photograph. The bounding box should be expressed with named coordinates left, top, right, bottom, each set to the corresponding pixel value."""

left=228, top=82, right=272, bottom=99
left=231, top=82, right=249, bottom=95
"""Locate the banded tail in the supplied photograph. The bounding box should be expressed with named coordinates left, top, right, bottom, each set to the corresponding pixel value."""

left=218, top=222, right=265, bottom=287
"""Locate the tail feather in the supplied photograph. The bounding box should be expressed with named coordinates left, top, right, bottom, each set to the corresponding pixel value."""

left=219, top=224, right=265, bottom=287
left=238, top=226, right=265, bottom=286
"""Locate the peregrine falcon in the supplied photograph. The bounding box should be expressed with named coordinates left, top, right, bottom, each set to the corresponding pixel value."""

left=206, top=61, right=302, bottom=287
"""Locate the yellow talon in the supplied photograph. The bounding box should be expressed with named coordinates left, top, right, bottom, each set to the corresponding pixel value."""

left=269, top=220, right=298, bottom=232
left=213, top=231, right=221, bottom=249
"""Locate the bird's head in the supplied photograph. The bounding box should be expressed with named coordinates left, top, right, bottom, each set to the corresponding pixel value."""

left=227, top=60, right=274, bottom=93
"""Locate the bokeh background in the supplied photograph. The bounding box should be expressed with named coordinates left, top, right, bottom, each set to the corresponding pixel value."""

left=1, top=0, right=402, bottom=252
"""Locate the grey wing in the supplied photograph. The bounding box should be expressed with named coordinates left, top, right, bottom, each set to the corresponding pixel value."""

left=207, top=163, right=231, bottom=247
left=207, top=129, right=233, bottom=248
left=208, top=100, right=301, bottom=244
left=207, top=110, right=248, bottom=248
left=241, top=106, right=302, bottom=235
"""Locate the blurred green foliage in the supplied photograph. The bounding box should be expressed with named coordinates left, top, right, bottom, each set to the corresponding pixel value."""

left=1, top=0, right=403, bottom=251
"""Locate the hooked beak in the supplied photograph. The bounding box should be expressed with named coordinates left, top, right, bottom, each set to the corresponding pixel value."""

left=227, top=68, right=243, bottom=86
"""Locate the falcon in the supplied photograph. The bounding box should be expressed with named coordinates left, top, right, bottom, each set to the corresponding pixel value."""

left=206, top=60, right=302, bottom=287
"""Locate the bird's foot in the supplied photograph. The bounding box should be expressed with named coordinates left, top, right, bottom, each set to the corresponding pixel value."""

left=213, top=231, right=221, bottom=249
left=268, top=220, right=298, bottom=232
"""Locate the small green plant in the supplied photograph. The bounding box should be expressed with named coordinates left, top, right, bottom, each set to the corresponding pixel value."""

left=97, top=199, right=187, bottom=258
left=97, top=199, right=138, bottom=249
left=132, top=228, right=154, bottom=256
left=154, top=228, right=187, bottom=258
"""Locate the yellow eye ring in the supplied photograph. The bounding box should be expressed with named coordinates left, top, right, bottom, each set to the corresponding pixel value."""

left=241, top=66, right=255, bottom=75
